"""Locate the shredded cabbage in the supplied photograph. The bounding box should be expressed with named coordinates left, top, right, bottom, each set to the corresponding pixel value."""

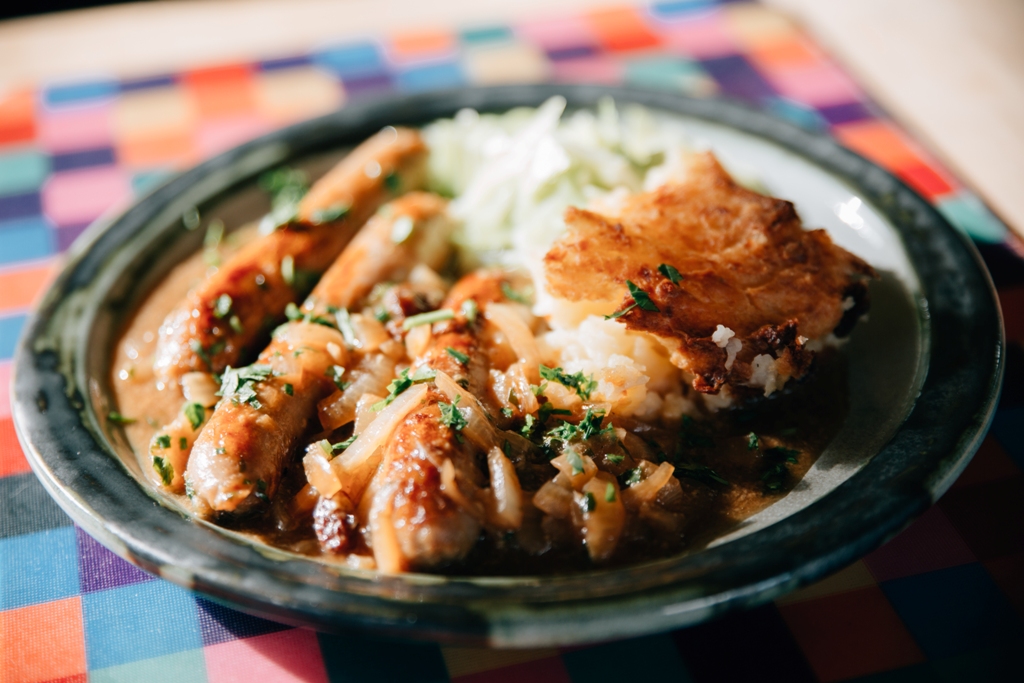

left=423, top=96, right=693, bottom=269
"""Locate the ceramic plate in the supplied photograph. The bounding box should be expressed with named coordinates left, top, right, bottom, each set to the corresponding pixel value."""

left=11, top=85, right=1003, bottom=647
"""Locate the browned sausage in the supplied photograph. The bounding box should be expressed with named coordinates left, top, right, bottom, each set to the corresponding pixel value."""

left=154, top=127, right=427, bottom=385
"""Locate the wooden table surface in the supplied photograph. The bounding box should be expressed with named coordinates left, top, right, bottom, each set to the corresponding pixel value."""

left=1, top=0, right=1021, bottom=237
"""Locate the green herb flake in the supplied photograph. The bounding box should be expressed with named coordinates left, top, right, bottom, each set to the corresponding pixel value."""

left=547, top=421, right=579, bottom=441
left=333, top=434, right=358, bottom=452
left=285, top=302, right=302, bottom=321
left=583, top=491, right=597, bottom=513
left=374, top=307, right=391, bottom=323
left=283, top=383, right=294, bottom=396
left=578, top=408, right=612, bottom=440
left=212, top=293, right=233, bottom=319
left=747, top=432, right=759, bottom=451
left=605, top=482, right=616, bottom=503
left=460, top=299, right=478, bottom=324
left=259, top=167, right=309, bottom=231
left=566, top=448, right=585, bottom=476
left=501, top=281, right=532, bottom=305
left=184, top=402, right=205, bottom=431
left=384, top=171, right=400, bottom=192
left=401, top=309, right=455, bottom=331
left=624, top=468, right=643, bottom=486
left=446, top=347, right=470, bottom=365
left=218, top=363, right=273, bottom=410
left=439, top=395, right=467, bottom=432
left=326, top=365, right=349, bottom=391
left=229, top=315, right=244, bottom=333
left=107, top=411, right=136, bottom=425
left=501, top=407, right=514, bottom=418
left=179, top=437, right=188, bottom=450
left=658, top=263, right=683, bottom=285
left=335, top=307, right=359, bottom=347
left=677, top=461, right=730, bottom=486
left=152, top=456, right=174, bottom=486
left=606, top=454, right=625, bottom=464
left=627, top=280, right=660, bottom=311
left=281, top=255, right=295, bottom=287
left=372, top=367, right=436, bottom=411
left=521, top=414, right=536, bottom=437
left=154, top=434, right=171, bottom=449
left=539, top=364, right=597, bottom=400
left=311, top=203, right=349, bottom=224
left=762, top=462, right=789, bottom=492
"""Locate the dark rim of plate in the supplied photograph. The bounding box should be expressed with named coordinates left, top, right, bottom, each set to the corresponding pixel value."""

left=11, top=84, right=1005, bottom=647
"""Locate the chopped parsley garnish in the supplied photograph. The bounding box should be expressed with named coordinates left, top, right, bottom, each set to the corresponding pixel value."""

left=438, top=395, right=468, bottom=432
left=334, top=307, right=359, bottom=347
left=107, top=411, right=135, bottom=425
left=605, top=454, right=625, bottom=464
left=539, top=365, right=597, bottom=400
left=182, top=206, right=201, bottom=231
left=501, top=281, right=532, bottom=305
left=283, top=383, right=294, bottom=396
left=152, top=456, right=174, bottom=485
left=658, top=263, right=683, bottom=285
left=605, top=482, right=617, bottom=503
left=624, top=468, right=643, bottom=486
left=460, top=299, right=478, bottom=324
left=374, top=307, right=391, bottom=323
left=762, top=463, right=789, bottom=492
left=582, top=491, right=597, bottom=513
left=218, top=364, right=273, bottom=410
left=566, top=448, right=585, bottom=476
left=501, top=407, right=514, bottom=418
left=229, top=315, right=244, bottom=333
left=530, top=382, right=548, bottom=397
left=154, top=434, right=171, bottom=449
left=537, top=402, right=572, bottom=425
left=281, top=255, right=295, bottom=287
left=372, top=367, right=436, bottom=411
left=334, top=434, right=358, bottom=452
left=676, top=461, right=730, bottom=486
left=446, top=347, right=469, bottom=365
left=521, top=414, right=536, bottom=437
left=310, top=203, right=349, bottom=224
left=326, top=365, right=349, bottom=391
left=384, top=171, right=401, bottom=192
left=402, top=309, right=454, bottom=331
left=259, top=167, right=308, bottom=232
left=605, top=280, right=660, bottom=319
left=179, top=437, right=188, bottom=450
left=285, top=302, right=302, bottom=321
left=184, top=403, right=205, bottom=430
left=578, top=408, right=613, bottom=439
left=547, top=421, right=579, bottom=441
left=747, top=432, right=759, bottom=450
left=212, top=294, right=233, bottom=319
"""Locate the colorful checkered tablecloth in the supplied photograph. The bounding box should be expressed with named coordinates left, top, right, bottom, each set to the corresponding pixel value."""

left=2, top=1, right=1022, bottom=681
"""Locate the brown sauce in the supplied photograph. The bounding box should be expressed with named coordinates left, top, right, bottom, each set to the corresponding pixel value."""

left=111, top=232, right=847, bottom=573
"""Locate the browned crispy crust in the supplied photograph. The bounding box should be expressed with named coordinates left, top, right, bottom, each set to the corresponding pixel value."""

left=544, top=152, right=875, bottom=394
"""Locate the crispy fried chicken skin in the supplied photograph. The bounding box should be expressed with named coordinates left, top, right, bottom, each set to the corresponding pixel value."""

left=544, top=152, right=875, bottom=394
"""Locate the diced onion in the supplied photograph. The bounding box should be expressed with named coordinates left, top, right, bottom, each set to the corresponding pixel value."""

left=621, top=461, right=675, bottom=509
left=579, top=475, right=625, bottom=562
left=550, top=450, right=598, bottom=491
left=532, top=480, right=573, bottom=519
left=303, top=447, right=342, bottom=498
left=485, top=303, right=540, bottom=382
left=487, top=446, right=523, bottom=529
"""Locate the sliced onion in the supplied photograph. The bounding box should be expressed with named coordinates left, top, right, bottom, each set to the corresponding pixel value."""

left=289, top=483, right=320, bottom=517
left=351, top=313, right=389, bottom=352
left=434, top=370, right=535, bottom=462
left=333, top=383, right=429, bottom=474
left=487, top=446, right=523, bottom=529
left=485, top=303, right=540, bottom=382
left=181, top=372, right=219, bottom=407
left=621, top=461, right=675, bottom=510
left=303, top=446, right=341, bottom=498
left=353, top=393, right=384, bottom=435
left=579, top=475, right=625, bottom=562
left=317, top=354, right=396, bottom=430
left=440, top=458, right=485, bottom=519
left=369, top=491, right=405, bottom=574
left=405, top=323, right=432, bottom=358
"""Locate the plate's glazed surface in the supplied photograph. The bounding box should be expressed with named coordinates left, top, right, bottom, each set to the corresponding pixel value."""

left=11, top=85, right=1003, bottom=647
